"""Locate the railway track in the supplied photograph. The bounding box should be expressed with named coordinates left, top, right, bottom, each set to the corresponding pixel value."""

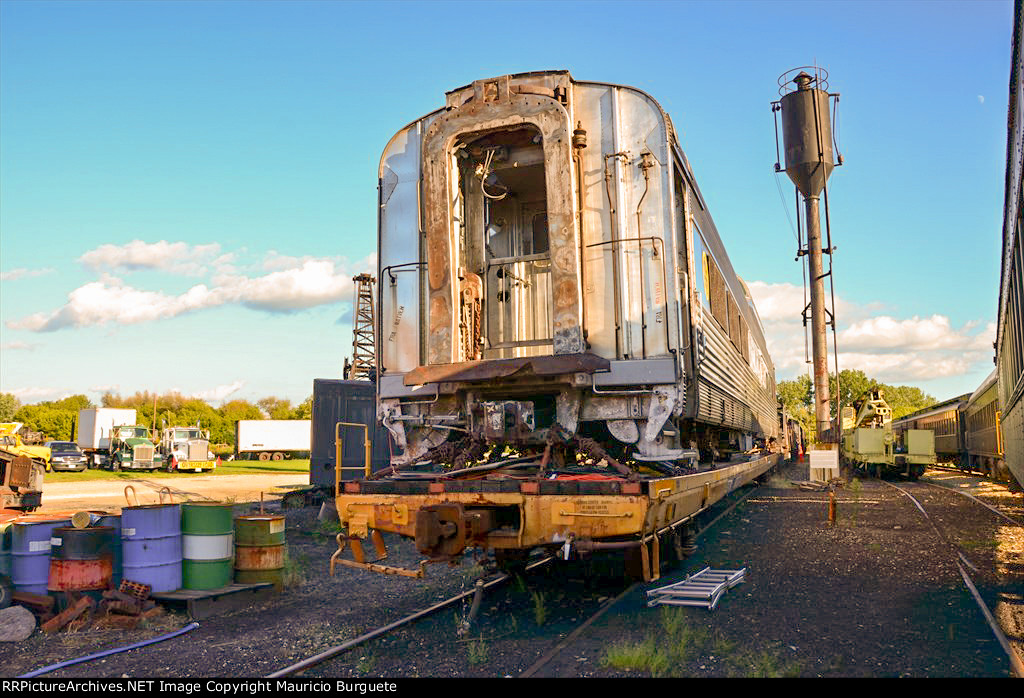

left=881, top=479, right=1024, bottom=677
left=267, top=478, right=766, bottom=678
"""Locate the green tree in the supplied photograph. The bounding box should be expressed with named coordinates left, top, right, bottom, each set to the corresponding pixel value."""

left=0, top=393, right=21, bottom=422
left=217, top=399, right=264, bottom=446
left=258, top=397, right=294, bottom=420
left=777, top=375, right=812, bottom=412
left=292, top=395, right=313, bottom=420
left=880, top=384, right=936, bottom=419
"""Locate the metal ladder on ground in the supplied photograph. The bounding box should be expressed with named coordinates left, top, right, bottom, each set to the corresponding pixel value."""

left=646, top=567, right=747, bottom=610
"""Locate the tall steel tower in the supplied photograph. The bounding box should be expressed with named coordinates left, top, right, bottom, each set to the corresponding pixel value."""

left=773, top=67, right=842, bottom=443
left=347, top=273, right=376, bottom=381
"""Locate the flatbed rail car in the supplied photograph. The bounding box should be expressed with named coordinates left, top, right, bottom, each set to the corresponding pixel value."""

left=333, top=70, right=782, bottom=580
left=336, top=453, right=778, bottom=582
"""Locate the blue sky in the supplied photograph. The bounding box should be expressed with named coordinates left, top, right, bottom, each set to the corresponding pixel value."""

left=0, top=0, right=1015, bottom=406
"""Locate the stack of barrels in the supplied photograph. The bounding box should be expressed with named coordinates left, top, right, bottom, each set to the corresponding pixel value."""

left=3, top=500, right=288, bottom=597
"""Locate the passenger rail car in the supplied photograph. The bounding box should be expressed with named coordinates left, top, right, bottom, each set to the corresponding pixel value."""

left=892, top=394, right=969, bottom=466
left=996, top=0, right=1024, bottom=491
left=965, top=371, right=1009, bottom=483
left=333, top=71, right=781, bottom=582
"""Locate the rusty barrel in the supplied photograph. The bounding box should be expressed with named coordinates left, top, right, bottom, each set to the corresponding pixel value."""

left=48, top=526, right=116, bottom=592
left=121, top=504, right=182, bottom=592
left=94, top=513, right=123, bottom=587
left=182, top=502, right=234, bottom=590
left=10, top=517, right=71, bottom=594
left=234, top=515, right=286, bottom=591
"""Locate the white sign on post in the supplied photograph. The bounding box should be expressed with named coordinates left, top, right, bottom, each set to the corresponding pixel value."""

left=808, top=449, right=839, bottom=482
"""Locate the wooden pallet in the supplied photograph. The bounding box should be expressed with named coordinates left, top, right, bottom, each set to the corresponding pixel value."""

left=150, top=583, right=275, bottom=620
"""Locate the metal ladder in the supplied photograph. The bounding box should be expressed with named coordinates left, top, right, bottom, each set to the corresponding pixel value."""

left=646, top=567, right=747, bottom=610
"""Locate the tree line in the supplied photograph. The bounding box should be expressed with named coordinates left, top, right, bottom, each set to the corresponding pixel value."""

left=0, top=391, right=312, bottom=446
left=778, top=369, right=937, bottom=441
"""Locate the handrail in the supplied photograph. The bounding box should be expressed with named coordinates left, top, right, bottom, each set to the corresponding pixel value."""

left=378, top=262, right=426, bottom=376
left=335, top=421, right=372, bottom=496
left=585, top=236, right=670, bottom=359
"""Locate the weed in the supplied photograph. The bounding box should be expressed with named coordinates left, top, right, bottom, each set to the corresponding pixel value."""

left=847, top=477, right=863, bottom=527
left=282, top=551, right=309, bottom=588
left=467, top=636, right=489, bottom=665
left=731, top=645, right=801, bottom=678
left=355, top=654, right=375, bottom=675
left=712, top=630, right=736, bottom=656
left=660, top=609, right=706, bottom=661
left=602, top=638, right=671, bottom=677
left=512, top=574, right=528, bottom=594
left=531, top=590, right=548, bottom=626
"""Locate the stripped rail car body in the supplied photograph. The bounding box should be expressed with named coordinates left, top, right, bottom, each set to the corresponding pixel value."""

left=996, top=0, right=1024, bottom=492
left=333, top=71, right=780, bottom=581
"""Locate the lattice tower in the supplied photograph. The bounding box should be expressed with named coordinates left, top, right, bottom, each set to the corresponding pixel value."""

left=348, top=274, right=377, bottom=380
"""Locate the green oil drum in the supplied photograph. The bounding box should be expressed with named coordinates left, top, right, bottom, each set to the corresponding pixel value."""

left=234, top=515, right=286, bottom=591
left=181, top=502, right=235, bottom=590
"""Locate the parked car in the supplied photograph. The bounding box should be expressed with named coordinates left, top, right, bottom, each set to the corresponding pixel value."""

left=44, top=441, right=88, bottom=472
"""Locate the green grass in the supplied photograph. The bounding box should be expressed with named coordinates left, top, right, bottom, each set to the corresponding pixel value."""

left=45, top=458, right=310, bottom=483
left=602, top=609, right=800, bottom=678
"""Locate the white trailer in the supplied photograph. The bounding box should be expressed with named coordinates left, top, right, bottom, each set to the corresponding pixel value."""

left=77, top=408, right=138, bottom=467
left=235, top=420, right=311, bottom=461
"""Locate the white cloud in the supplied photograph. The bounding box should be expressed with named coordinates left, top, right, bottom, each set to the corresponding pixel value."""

left=7, top=244, right=374, bottom=332
left=8, top=280, right=225, bottom=331
left=0, top=341, right=37, bottom=351
left=5, top=386, right=64, bottom=401
left=185, top=381, right=245, bottom=403
left=978, top=95, right=985, bottom=104
left=89, top=384, right=121, bottom=394
left=838, top=315, right=993, bottom=352
left=746, top=281, right=994, bottom=386
left=79, top=240, right=223, bottom=276
left=1, top=267, right=55, bottom=281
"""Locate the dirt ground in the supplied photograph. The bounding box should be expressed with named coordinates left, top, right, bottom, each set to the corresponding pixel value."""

left=1, top=459, right=1021, bottom=678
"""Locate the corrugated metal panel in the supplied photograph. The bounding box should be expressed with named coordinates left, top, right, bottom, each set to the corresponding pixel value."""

left=695, top=318, right=776, bottom=436
left=310, top=379, right=391, bottom=487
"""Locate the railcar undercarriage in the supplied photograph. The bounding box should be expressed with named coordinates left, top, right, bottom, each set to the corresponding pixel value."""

left=332, top=445, right=779, bottom=582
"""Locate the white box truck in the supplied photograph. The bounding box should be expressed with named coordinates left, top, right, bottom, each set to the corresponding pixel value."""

left=235, top=420, right=311, bottom=461
left=77, top=408, right=160, bottom=470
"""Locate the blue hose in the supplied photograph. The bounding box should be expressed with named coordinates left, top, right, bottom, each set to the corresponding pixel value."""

left=18, top=621, right=200, bottom=678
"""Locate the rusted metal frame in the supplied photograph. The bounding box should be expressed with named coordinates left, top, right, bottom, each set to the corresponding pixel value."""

left=421, top=89, right=582, bottom=365
left=330, top=530, right=427, bottom=579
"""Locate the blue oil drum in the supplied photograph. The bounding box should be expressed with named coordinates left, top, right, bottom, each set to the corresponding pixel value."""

left=121, top=504, right=182, bottom=592
left=94, top=513, right=123, bottom=587
left=10, top=517, right=71, bottom=594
